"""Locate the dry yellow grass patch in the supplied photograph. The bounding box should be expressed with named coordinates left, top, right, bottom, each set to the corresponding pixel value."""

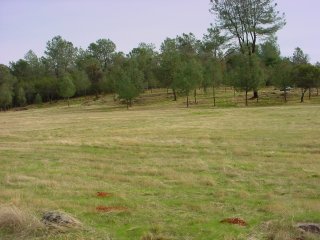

left=0, top=204, right=44, bottom=234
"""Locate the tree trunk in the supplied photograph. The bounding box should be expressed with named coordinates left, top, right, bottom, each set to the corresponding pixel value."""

left=301, top=89, right=307, bottom=103
left=284, top=90, right=287, bottom=103
left=253, top=90, right=258, bottom=99
left=67, top=97, right=70, bottom=107
left=245, top=90, right=248, bottom=106
left=213, top=85, right=216, bottom=107
left=187, top=95, right=189, bottom=108
left=203, top=86, right=207, bottom=94
left=309, top=88, right=311, bottom=99
left=173, top=88, right=177, bottom=101
left=194, top=89, right=197, bottom=104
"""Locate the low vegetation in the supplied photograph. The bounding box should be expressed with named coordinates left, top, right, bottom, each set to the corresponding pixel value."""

left=0, top=89, right=319, bottom=239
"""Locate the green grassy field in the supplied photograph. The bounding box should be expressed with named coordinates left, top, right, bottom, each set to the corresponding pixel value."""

left=0, top=89, right=320, bottom=239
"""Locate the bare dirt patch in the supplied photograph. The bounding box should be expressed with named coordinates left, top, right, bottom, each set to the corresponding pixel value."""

left=96, top=206, right=128, bottom=213
left=220, top=217, right=247, bottom=226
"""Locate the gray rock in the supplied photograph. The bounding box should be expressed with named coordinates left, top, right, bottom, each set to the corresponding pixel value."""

left=296, top=223, right=320, bottom=235
left=42, top=211, right=81, bottom=227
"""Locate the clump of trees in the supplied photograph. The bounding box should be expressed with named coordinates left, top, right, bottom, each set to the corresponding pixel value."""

left=1, top=0, right=319, bottom=111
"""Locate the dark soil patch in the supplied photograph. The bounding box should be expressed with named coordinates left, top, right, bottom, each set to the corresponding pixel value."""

left=220, top=218, right=247, bottom=226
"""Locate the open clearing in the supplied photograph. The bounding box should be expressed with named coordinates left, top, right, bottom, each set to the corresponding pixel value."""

left=0, top=92, right=319, bottom=239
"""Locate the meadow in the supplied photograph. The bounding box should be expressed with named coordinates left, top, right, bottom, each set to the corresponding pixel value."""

left=0, top=88, right=319, bottom=239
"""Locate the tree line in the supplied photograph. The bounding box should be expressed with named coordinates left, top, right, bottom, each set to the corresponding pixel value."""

left=1, top=0, right=319, bottom=110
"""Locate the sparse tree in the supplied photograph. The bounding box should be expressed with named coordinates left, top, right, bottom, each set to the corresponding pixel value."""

left=115, top=59, right=144, bottom=109
left=230, top=54, right=264, bottom=105
left=258, top=36, right=281, bottom=66
left=203, top=58, right=223, bottom=106
left=272, top=59, right=293, bottom=102
left=292, top=64, right=316, bottom=102
left=88, top=39, right=116, bottom=71
left=174, top=58, right=203, bottom=107
left=45, top=36, right=78, bottom=77
left=210, top=0, right=285, bottom=98
left=292, top=47, right=309, bottom=65
left=202, top=24, right=229, bottom=58
left=159, top=38, right=181, bottom=100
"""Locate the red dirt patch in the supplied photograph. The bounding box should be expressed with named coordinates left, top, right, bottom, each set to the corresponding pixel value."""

left=96, top=192, right=112, bottom=198
left=220, top=218, right=247, bottom=226
left=96, top=206, right=128, bottom=212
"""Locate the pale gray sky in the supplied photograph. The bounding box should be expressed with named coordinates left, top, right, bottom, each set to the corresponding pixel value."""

left=0, top=0, right=319, bottom=65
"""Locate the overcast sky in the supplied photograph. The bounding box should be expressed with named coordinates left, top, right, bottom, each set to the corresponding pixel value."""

left=0, top=0, right=319, bottom=65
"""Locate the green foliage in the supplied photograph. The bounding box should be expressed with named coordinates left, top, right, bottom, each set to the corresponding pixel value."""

left=176, top=33, right=199, bottom=59
left=36, top=76, right=57, bottom=102
left=45, top=35, right=78, bottom=77
left=0, top=64, right=15, bottom=110
left=58, top=74, right=76, bottom=99
left=107, top=64, right=125, bottom=94
left=174, top=58, right=203, bottom=107
left=88, top=39, right=116, bottom=71
left=272, top=59, right=293, bottom=102
left=115, top=59, right=144, bottom=108
left=210, top=0, right=285, bottom=54
left=293, top=64, right=317, bottom=89
left=202, top=24, right=229, bottom=58
left=258, top=37, right=281, bottom=67
left=159, top=38, right=181, bottom=91
left=2, top=29, right=320, bottom=110
left=0, top=84, right=13, bottom=109
left=15, top=87, right=27, bottom=107
left=292, top=47, right=309, bottom=65
left=292, top=64, right=318, bottom=102
left=129, top=43, right=159, bottom=90
left=229, top=54, right=265, bottom=104
left=203, top=58, right=223, bottom=90
left=34, top=93, right=42, bottom=104
left=71, top=70, right=91, bottom=95
left=314, top=66, right=320, bottom=90
left=83, top=58, right=104, bottom=96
